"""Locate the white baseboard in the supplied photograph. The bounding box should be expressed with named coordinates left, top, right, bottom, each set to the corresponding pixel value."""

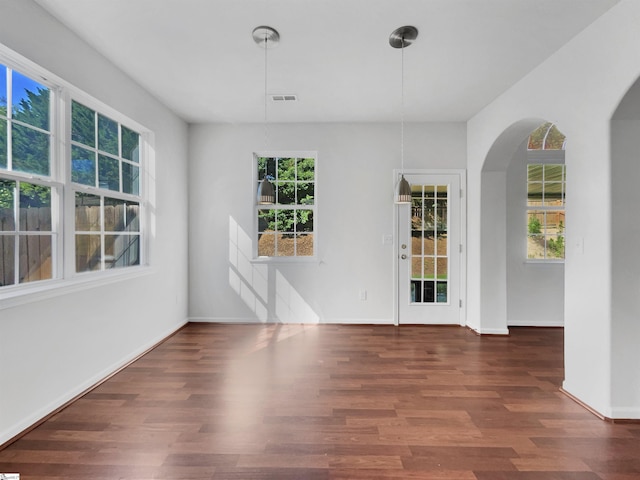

left=0, top=318, right=188, bottom=447
left=188, top=316, right=394, bottom=325
left=508, top=319, right=564, bottom=327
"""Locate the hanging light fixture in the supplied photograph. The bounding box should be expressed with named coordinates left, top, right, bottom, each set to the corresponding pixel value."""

left=253, top=26, right=279, bottom=204
left=390, top=26, right=418, bottom=204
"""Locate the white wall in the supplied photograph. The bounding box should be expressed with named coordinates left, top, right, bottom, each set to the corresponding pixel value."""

left=188, top=122, right=466, bottom=324
left=0, top=1, right=189, bottom=444
left=611, top=82, right=640, bottom=418
left=467, top=0, right=640, bottom=418
left=506, top=145, right=564, bottom=326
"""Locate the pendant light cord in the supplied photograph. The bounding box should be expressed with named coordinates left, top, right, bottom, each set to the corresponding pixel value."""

left=264, top=32, right=268, bottom=152
left=400, top=36, right=405, bottom=174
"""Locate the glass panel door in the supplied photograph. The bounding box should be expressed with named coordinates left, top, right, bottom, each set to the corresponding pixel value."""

left=397, top=172, right=463, bottom=325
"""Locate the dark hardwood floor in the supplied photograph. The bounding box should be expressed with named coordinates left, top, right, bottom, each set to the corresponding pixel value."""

left=1, top=324, right=638, bottom=479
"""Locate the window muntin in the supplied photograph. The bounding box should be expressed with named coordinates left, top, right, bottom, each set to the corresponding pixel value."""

left=527, top=164, right=565, bottom=260
left=256, top=155, right=315, bottom=258
left=71, top=100, right=140, bottom=194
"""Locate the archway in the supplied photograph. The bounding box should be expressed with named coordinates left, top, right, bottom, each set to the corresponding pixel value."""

left=609, top=76, right=640, bottom=418
left=479, top=118, right=566, bottom=333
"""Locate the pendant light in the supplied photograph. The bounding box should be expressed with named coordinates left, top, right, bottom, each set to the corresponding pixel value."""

left=390, top=26, right=418, bottom=204
left=253, top=26, right=279, bottom=204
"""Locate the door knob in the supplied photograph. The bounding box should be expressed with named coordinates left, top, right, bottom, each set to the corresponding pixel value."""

left=401, top=254, right=407, bottom=260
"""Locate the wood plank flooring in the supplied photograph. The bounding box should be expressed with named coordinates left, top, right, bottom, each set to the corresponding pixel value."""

left=1, top=324, right=639, bottom=479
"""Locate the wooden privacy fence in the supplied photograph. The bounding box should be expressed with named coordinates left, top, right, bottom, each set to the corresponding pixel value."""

left=0, top=207, right=52, bottom=285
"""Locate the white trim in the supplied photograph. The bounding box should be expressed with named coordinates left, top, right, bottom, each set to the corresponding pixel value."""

left=188, top=316, right=395, bottom=325
left=508, top=319, right=564, bottom=327
left=471, top=326, right=510, bottom=335
left=0, top=265, right=154, bottom=311
left=393, top=168, right=467, bottom=327
left=252, top=151, right=318, bottom=262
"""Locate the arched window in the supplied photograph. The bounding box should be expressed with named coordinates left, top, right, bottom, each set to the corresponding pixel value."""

left=526, top=123, right=566, bottom=260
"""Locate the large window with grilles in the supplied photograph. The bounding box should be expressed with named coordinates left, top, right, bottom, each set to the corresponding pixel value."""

left=255, top=153, right=316, bottom=259
left=0, top=49, right=149, bottom=298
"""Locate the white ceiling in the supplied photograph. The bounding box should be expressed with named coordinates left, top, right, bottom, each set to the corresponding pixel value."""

left=34, top=0, right=620, bottom=124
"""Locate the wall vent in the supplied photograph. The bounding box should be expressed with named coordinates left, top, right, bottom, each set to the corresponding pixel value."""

left=271, top=94, right=297, bottom=102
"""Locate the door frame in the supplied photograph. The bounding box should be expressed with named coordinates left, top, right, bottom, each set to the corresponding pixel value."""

left=393, top=168, right=467, bottom=326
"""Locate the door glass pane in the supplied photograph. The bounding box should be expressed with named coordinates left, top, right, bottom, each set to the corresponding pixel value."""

left=423, top=257, right=434, bottom=279
left=436, top=234, right=447, bottom=256
left=411, top=256, right=422, bottom=278
left=437, top=257, right=448, bottom=279
left=436, top=282, right=447, bottom=303
left=408, top=183, right=449, bottom=304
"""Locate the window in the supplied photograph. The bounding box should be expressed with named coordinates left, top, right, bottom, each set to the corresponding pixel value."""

left=71, top=100, right=141, bottom=272
left=1, top=63, right=56, bottom=287
left=0, top=51, right=148, bottom=296
left=527, top=164, right=566, bottom=260
left=255, top=153, right=315, bottom=258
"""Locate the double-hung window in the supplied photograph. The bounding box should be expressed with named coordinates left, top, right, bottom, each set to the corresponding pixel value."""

left=255, top=153, right=316, bottom=259
left=71, top=100, right=142, bottom=272
left=0, top=49, right=148, bottom=297
left=527, top=162, right=566, bottom=260
left=1, top=63, right=56, bottom=287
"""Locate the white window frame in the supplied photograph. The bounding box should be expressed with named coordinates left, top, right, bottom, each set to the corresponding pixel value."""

left=252, top=151, right=318, bottom=263
left=0, top=44, right=152, bottom=310
left=526, top=150, right=565, bottom=263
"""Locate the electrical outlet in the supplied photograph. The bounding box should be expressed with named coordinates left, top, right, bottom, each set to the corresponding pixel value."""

left=359, top=289, right=367, bottom=301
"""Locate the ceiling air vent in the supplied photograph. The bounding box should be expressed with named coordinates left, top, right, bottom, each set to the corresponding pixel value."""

left=271, top=94, right=297, bottom=102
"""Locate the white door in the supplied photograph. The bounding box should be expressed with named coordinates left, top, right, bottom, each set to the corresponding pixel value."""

left=396, top=172, right=464, bottom=325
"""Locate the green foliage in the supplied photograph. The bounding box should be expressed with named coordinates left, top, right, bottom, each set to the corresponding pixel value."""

left=528, top=215, right=542, bottom=234
left=10, top=87, right=50, bottom=176
left=547, top=221, right=565, bottom=258
left=257, top=157, right=315, bottom=235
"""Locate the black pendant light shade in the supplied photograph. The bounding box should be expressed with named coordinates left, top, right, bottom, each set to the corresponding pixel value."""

left=257, top=177, right=276, bottom=204
left=395, top=174, right=412, bottom=204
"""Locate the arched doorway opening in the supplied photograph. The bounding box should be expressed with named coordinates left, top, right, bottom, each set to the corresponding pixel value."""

left=479, top=119, right=566, bottom=333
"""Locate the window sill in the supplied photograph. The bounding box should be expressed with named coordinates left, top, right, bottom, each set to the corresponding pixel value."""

left=524, top=259, right=565, bottom=264
left=251, top=256, right=320, bottom=265
left=0, top=266, right=154, bottom=311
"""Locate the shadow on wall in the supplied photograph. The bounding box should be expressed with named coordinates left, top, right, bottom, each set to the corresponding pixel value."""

left=228, top=216, right=319, bottom=323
